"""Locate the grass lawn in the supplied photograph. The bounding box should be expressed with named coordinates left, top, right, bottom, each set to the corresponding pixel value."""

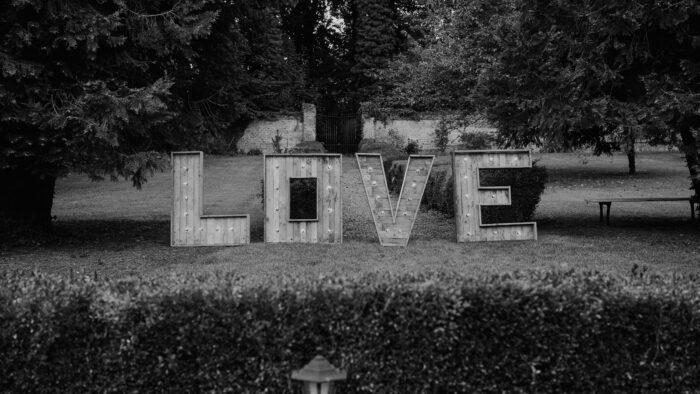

left=1, top=152, right=698, bottom=283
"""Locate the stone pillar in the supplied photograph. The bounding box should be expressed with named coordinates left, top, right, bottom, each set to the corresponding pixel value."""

left=359, top=102, right=374, bottom=139
left=362, top=117, right=375, bottom=139
left=302, top=103, right=316, bottom=141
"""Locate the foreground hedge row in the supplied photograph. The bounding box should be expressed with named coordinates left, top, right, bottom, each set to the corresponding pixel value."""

left=1, top=271, right=699, bottom=392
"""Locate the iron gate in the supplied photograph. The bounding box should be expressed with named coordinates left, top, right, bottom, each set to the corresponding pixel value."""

left=316, top=113, right=362, bottom=154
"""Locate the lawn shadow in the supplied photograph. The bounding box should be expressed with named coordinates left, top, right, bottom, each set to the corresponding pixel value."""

left=536, top=216, right=699, bottom=238
left=0, top=219, right=172, bottom=250
left=58, top=219, right=171, bottom=246
left=546, top=168, right=677, bottom=186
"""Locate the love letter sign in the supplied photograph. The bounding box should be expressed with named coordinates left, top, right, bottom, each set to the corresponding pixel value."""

left=170, top=150, right=538, bottom=247
left=452, top=150, right=537, bottom=242
left=356, top=154, right=434, bottom=246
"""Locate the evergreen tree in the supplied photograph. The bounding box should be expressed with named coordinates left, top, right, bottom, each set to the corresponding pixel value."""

left=280, top=0, right=348, bottom=109
left=279, top=0, right=418, bottom=110
left=0, top=0, right=313, bottom=233
left=0, top=0, right=218, bottom=231
left=348, top=0, right=417, bottom=102
left=182, top=0, right=311, bottom=134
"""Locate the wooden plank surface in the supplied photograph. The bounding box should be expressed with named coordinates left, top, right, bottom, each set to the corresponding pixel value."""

left=478, top=188, right=511, bottom=206
left=356, top=153, right=434, bottom=247
left=308, top=159, right=319, bottom=243
left=264, top=155, right=342, bottom=243
left=327, top=156, right=340, bottom=243
left=171, top=152, right=250, bottom=247
left=452, top=150, right=536, bottom=242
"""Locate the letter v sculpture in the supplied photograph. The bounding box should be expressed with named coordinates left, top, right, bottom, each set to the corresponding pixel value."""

left=356, top=154, right=435, bottom=246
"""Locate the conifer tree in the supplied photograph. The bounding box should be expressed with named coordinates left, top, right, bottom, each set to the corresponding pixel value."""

left=0, top=0, right=218, bottom=230
left=348, top=0, right=416, bottom=102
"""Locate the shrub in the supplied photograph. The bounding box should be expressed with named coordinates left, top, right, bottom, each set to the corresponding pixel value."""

left=247, top=148, right=263, bottom=156
left=423, top=167, right=454, bottom=215
left=289, top=178, right=317, bottom=219
left=287, top=141, right=326, bottom=153
left=357, top=138, right=408, bottom=187
left=272, top=131, right=284, bottom=153
left=404, top=139, right=420, bottom=155
left=384, top=128, right=406, bottom=150
left=480, top=162, right=548, bottom=223
left=357, top=138, right=385, bottom=153
left=458, top=130, right=494, bottom=150
left=1, top=271, right=700, bottom=392
left=387, top=160, right=408, bottom=194
left=433, top=119, right=451, bottom=152
left=422, top=162, right=547, bottom=223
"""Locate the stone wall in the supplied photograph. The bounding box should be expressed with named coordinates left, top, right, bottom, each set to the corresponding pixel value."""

left=302, top=103, right=316, bottom=142
left=236, top=103, right=317, bottom=154
left=362, top=116, right=677, bottom=153
left=237, top=102, right=679, bottom=154
left=362, top=116, right=496, bottom=150
left=236, top=116, right=303, bottom=154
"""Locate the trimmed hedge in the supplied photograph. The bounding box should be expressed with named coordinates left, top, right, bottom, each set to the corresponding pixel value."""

left=1, top=271, right=700, bottom=392
left=423, top=163, right=547, bottom=223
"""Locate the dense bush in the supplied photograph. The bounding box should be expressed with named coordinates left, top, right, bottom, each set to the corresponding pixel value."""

left=387, top=160, right=408, bottom=194
left=423, top=167, right=454, bottom=215
left=422, top=163, right=548, bottom=223
left=1, top=271, right=700, bottom=392
left=458, top=130, right=495, bottom=150
left=404, top=139, right=421, bottom=155
left=289, top=178, right=318, bottom=219
left=357, top=138, right=408, bottom=182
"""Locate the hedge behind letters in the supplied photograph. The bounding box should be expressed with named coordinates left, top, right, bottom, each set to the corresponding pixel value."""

left=423, top=163, right=547, bottom=223
left=1, top=271, right=699, bottom=392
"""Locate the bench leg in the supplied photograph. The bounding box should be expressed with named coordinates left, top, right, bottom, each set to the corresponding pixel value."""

left=605, top=202, right=611, bottom=225
left=692, top=200, right=697, bottom=222
left=598, top=203, right=604, bottom=223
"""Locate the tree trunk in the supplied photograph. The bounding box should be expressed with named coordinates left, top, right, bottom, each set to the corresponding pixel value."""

left=679, top=124, right=700, bottom=200
left=0, top=170, right=56, bottom=234
left=624, top=131, right=636, bottom=175
left=627, top=151, right=636, bottom=175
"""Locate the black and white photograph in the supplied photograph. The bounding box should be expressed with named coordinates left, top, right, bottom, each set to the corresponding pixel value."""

left=1, top=0, right=699, bottom=392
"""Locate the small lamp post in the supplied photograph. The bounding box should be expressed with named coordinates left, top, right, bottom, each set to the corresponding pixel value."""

left=291, top=355, right=347, bottom=394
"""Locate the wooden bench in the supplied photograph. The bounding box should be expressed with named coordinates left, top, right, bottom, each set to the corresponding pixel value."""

left=585, top=197, right=698, bottom=224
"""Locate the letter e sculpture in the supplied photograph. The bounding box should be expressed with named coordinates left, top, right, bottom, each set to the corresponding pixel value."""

left=452, top=150, right=537, bottom=242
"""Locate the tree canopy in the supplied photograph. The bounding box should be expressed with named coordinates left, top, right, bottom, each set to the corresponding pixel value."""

left=0, top=0, right=421, bottom=230
left=0, top=0, right=310, bottom=228
left=372, top=0, right=699, bottom=186
left=2, top=0, right=698, bottom=232
left=280, top=0, right=420, bottom=111
left=1, top=0, right=216, bottom=183
left=478, top=0, right=699, bottom=176
left=370, top=0, right=516, bottom=114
